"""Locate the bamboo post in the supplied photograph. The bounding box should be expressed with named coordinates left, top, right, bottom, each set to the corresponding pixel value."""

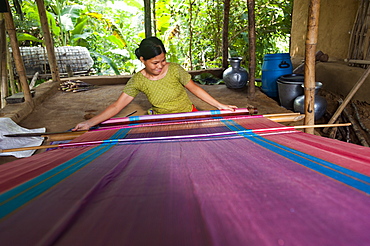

left=0, top=13, right=7, bottom=108
left=222, top=0, right=231, bottom=69
left=6, top=40, right=17, bottom=93
left=3, top=0, right=33, bottom=106
left=35, top=0, right=60, bottom=83
left=247, top=0, right=256, bottom=99
left=304, top=0, right=321, bottom=134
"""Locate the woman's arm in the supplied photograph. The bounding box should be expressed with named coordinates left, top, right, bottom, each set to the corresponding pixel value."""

left=185, top=80, right=237, bottom=110
left=73, top=92, right=134, bottom=131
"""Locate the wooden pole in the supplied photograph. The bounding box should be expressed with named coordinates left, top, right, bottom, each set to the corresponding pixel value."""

left=247, top=0, right=256, bottom=99
left=0, top=13, right=7, bottom=108
left=304, top=0, right=321, bottom=134
left=6, top=40, right=17, bottom=93
left=152, top=0, right=156, bottom=36
left=144, top=0, right=152, bottom=38
left=3, top=0, right=33, bottom=106
left=35, top=0, right=60, bottom=83
left=222, top=0, right=231, bottom=69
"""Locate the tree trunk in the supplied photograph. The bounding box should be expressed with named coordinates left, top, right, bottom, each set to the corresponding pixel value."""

left=35, top=0, right=60, bottom=83
left=7, top=41, right=17, bottom=93
left=0, top=0, right=8, bottom=13
left=0, top=13, right=7, bottom=108
left=188, top=0, right=195, bottom=70
left=152, top=0, right=156, bottom=36
left=304, top=0, right=321, bottom=134
left=222, top=0, right=230, bottom=69
left=247, top=0, right=256, bottom=98
left=144, top=0, right=152, bottom=38
left=3, top=0, right=33, bottom=106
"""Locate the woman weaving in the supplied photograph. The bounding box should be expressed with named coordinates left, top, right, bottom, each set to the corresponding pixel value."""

left=73, top=37, right=237, bottom=131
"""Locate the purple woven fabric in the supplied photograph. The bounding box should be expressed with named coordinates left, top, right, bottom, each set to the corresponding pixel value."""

left=1, top=117, right=370, bottom=245
left=1, top=139, right=370, bottom=245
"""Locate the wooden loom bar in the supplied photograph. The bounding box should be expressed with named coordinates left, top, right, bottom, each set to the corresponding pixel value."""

left=1, top=123, right=351, bottom=153
left=3, top=113, right=304, bottom=141
left=100, top=108, right=257, bottom=125
left=98, top=113, right=305, bottom=131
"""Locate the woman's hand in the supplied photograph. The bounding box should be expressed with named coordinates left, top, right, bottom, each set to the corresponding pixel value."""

left=217, top=104, right=238, bottom=111
left=72, top=121, right=93, bottom=131
left=72, top=93, right=135, bottom=132
left=185, top=80, right=239, bottom=111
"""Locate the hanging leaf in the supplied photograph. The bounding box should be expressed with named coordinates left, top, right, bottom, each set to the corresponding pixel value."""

left=90, top=51, right=121, bottom=75
left=16, top=33, right=43, bottom=43
left=106, top=34, right=127, bottom=49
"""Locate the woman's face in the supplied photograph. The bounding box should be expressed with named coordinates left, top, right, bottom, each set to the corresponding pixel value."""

left=141, top=53, right=167, bottom=76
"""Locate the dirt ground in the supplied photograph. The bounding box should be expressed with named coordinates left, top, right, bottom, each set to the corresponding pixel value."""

left=18, top=84, right=300, bottom=132
left=319, top=89, right=370, bottom=145
left=0, top=83, right=295, bottom=164
left=1, top=82, right=370, bottom=164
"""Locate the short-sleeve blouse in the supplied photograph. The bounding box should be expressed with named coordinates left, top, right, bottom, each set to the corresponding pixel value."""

left=123, top=63, right=193, bottom=114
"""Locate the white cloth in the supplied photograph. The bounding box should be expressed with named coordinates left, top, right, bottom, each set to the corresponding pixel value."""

left=0, top=118, right=45, bottom=158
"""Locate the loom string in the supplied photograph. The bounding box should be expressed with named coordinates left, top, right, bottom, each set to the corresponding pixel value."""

left=51, top=125, right=310, bottom=149
left=221, top=120, right=370, bottom=194
left=100, top=108, right=253, bottom=125
left=55, top=122, right=350, bottom=149
left=95, top=114, right=265, bottom=131
left=95, top=112, right=303, bottom=132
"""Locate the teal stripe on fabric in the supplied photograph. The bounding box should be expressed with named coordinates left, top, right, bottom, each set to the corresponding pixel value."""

left=222, top=120, right=370, bottom=194
left=0, top=128, right=131, bottom=220
left=102, top=139, right=119, bottom=144
left=210, top=110, right=221, bottom=115
left=129, top=116, right=140, bottom=121
left=109, top=128, right=131, bottom=140
left=0, top=144, right=114, bottom=219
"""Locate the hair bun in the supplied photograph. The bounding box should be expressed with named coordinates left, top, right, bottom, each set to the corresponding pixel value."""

left=135, top=48, right=141, bottom=59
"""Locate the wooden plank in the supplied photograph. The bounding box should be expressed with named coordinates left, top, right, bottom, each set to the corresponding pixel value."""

left=35, top=0, right=60, bottom=83
left=3, top=0, right=33, bottom=106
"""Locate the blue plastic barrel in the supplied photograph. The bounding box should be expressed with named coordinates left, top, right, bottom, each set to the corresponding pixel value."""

left=261, top=53, right=293, bottom=98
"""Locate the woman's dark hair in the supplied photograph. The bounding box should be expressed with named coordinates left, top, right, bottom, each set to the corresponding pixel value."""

left=135, top=37, right=166, bottom=60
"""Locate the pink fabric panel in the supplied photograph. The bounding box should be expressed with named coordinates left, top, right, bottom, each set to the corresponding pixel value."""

left=0, top=146, right=95, bottom=193
left=1, top=139, right=370, bottom=245
left=236, top=117, right=370, bottom=175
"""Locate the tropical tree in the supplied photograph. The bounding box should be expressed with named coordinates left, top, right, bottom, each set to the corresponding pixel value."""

left=8, top=0, right=292, bottom=77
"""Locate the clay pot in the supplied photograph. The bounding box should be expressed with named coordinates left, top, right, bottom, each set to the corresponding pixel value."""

left=223, top=57, right=248, bottom=89
left=293, top=82, right=327, bottom=120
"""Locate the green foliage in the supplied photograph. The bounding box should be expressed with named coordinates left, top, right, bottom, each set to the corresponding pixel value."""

left=9, top=0, right=292, bottom=77
left=193, top=73, right=224, bottom=85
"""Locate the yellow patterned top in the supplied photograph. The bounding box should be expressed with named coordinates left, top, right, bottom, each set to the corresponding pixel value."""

left=123, top=63, right=193, bottom=114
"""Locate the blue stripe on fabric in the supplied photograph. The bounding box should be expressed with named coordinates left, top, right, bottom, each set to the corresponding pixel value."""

left=129, top=116, right=140, bottom=121
left=222, top=120, right=370, bottom=194
left=0, top=145, right=114, bottom=219
left=210, top=110, right=221, bottom=115
left=109, top=128, right=131, bottom=140
left=0, top=128, right=130, bottom=220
